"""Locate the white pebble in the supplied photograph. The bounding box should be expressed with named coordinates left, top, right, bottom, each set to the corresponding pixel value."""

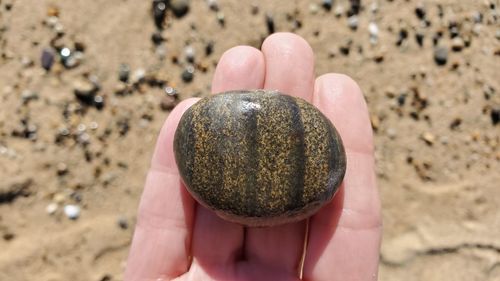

left=369, top=22, right=379, bottom=44
left=184, top=45, right=195, bottom=61
left=46, top=203, right=58, bottom=215
left=334, top=5, right=344, bottom=17
left=132, top=68, right=146, bottom=83
left=64, top=204, right=81, bottom=220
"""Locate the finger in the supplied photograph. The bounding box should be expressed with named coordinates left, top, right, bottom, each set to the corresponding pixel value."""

left=212, top=45, right=266, bottom=93
left=261, top=32, right=315, bottom=101
left=124, top=98, right=199, bottom=281
left=304, top=74, right=382, bottom=281
left=244, top=33, right=315, bottom=274
left=190, top=45, right=266, bottom=265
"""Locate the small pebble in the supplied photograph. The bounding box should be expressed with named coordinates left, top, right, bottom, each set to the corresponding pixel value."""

left=118, top=64, right=130, bottom=82
left=348, top=0, right=361, bottom=16
left=153, top=0, right=167, bottom=29
left=170, top=0, right=190, bottom=18
left=181, top=65, right=195, bottom=83
left=396, top=29, right=408, bottom=46
left=57, top=162, right=68, bottom=176
left=266, top=13, right=275, bottom=34
left=151, top=31, right=164, bottom=45
left=21, top=90, right=38, bottom=103
left=322, top=0, right=333, bottom=11
left=47, top=6, right=60, bottom=17
left=309, top=3, right=320, bottom=14
left=74, top=41, right=86, bottom=52
left=370, top=2, right=378, bottom=14
left=415, top=4, right=426, bottom=20
left=334, top=5, right=344, bottom=17
left=46, top=203, right=58, bottom=215
left=164, top=86, right=177, bottom=96
left=117, top=217, right=129, bottom=230
left=21, top=56, right=33, bottom=68
left=132, top=68, right=146, bottom=83
left=73, top=78, right=97, bottom=104
left=491, top=108, right=500, bottom=125
left=217, top=12, right=225, bottom=26
left=370, top=114, right=380, bottom=131
left=3, top=233, right=15, bottom=241
left=41, top=48, right=55, bottom=70
left=434, top=46, right=448, bottom=66
left=161, top=95, right=177, bottom=111
left=184, top=45, right=195, bottom=62
left=368, top=22, right=379, bottom=44
left=64, top=204, right=81, bottom=220
left=472, top=11, right=483, bottom=23
left=94, top=95, right=105, bottom=110
left=206, top=0, right=219, bottom=11
left=451, top=37, right=465, bottom=52
left=386, top=128, right=397, bottom=139
left=60, top=47, right=71, bottom=59
left=421, top=132, right=436, bottom=145
left=415, top=32, right=424, bottom=47
left=205, top=41, right=214, bottom=56
left=347, top=15, right=359, bottom=30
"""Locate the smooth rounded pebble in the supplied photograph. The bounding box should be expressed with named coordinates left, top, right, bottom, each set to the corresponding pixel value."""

left=174, top=90, right=346, bottom=226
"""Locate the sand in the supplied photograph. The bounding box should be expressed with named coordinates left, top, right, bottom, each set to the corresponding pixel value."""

left=0, top=0, right=499, bottom=280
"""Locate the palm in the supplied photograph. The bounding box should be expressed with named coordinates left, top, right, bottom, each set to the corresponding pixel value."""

left=125, top=33, right=381, bottom=281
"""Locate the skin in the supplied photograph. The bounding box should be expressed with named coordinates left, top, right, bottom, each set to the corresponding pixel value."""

left=124, top=33, right=382, bottom=281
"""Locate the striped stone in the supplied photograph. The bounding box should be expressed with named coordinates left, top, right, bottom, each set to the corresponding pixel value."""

left=174, top=90, right=346, bottom=226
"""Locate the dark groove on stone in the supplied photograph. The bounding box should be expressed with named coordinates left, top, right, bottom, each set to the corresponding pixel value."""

left=241, top=96, right=260, bottom=216
left=283, top=95, right=306, bottom=211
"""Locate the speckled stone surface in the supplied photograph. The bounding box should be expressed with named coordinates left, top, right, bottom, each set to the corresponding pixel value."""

left=173, top=90, right=346, bottom=226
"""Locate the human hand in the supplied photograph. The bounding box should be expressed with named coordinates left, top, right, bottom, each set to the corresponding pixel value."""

left=124, top=33, right=381, bottom=281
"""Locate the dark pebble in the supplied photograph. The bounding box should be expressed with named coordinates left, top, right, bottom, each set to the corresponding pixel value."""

left=181, top=66, right=194, bottom=83
left=118, top=64, right=130, bottom=83
left=99, top=275, right=112, bottom=281
left=117, top=217, right=128, bottom=230
left=160, top=95, right=177, bottom=111
left=434, top=47, right=448, bottom=66
left=3, top=233, right=15, bottom=241
left=41, top=48, right=55, bottom=70
left=94, top=95, right=105, bottom=110
left=266, top=13, right=275, bottom=34
left=397, top=93, right=407, bottom=106
left=491, top=108, right=500, bottom=125
left=348, top=0, right=361, bottom=16
left=396, top=29, right=408, bottom=46
left=415, top=32, right=424, bottom=47
left=152, top=0, right=167, bottom=29
left=151, top=30, right=164, bottom=45
left=415, top=5, right=426, bottom=20
left=450, top=118, right=462, bottom=130
left=74, top=41, right=86, bottom=52
left=117, top=118, right=130, bottom=136
left=170, top=0, right=190, bottom=18
left=339, top=39, right=353, bottom=56
left=322, top=0, right=333, bottom=11
left=205, top=41, right=214, bottom=56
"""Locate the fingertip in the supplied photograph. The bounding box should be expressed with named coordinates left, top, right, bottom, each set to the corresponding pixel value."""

left=261, top=32, right=315, bottom=101
left=212, top=45, right=265, bottom=93
left=261, top=32, right=314, bottom=63
left=151, top=98, right=201, bottom=170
